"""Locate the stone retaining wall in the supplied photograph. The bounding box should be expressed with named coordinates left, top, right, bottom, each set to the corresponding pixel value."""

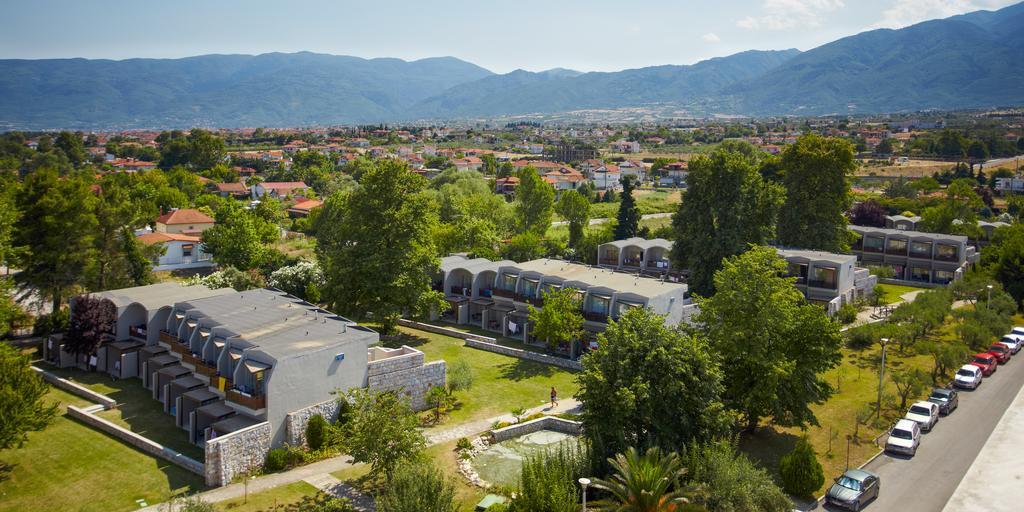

left=465, top=339, right=583, bottom=371
left=204, top=421, right=271, bottom=487
left=490, top=416, right=583, bottom=443
left=34, top=366, right=117, bottom=409
left=368, top=359, right=446, bottom=411
left=285, top=399, right=341, bottom=447
left=397, top=319, right=494, bottom=342
left=66, top=405, right=204, bottom=475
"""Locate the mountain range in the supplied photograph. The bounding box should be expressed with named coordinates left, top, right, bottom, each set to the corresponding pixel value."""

left=1, top=2, right=1022, bottom=129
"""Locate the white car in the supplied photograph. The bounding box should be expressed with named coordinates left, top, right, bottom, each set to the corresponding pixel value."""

left=954, top=364, right=983, bottom=389
left=905, top=401, right=939, bottom=431
left=999, top=336, right=1022, bottom=354
left=885, top=419, right=921, bottom=456
left=1011, top=326, right=1024, bottom=338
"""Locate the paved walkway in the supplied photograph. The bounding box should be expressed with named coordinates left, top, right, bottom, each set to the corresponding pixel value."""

left=551, top=211, right=672, bottom=227
left=143, top=398, right=583, bottom=511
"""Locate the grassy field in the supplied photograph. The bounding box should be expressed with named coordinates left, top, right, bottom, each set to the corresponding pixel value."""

left=876, top=283, right=927, bottom=305
left=0, top=386, right=204, bottom=512
left=386, top=326, right=580, bottom=427
left=43, top=365, right=204, bottom=460
left=583, top=189, right=680, bottom=220
left=213, top=481, right=320, bottom=511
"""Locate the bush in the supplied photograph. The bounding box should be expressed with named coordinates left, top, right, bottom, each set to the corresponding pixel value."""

left=376, top=462, right=458, bottom=512
left=335, top=396, right=352, bottom=426
left=779, top=437, right=825, bottom=498
left=509, top=442, right=590, bottom=512
left=32, top=308, right=69, bottom=336
left=265, top=448, right=288, bottom=471
left=177, top=497, right=216, bottom=512
left=836, top=303, right=858, bottom=325
left=283, top=444, right=305, bottom=467
left=456, top=437, right=472, bottom=451
left=306, top=414, right=328, bottom=451
left=684, top=441, right=792, bottom=512
left=447, top=359, right=474, bottom=392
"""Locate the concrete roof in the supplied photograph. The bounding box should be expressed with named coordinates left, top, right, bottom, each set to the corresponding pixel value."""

left=849, top=224, right=969, bottom=243
left=776, top=248, right=857, bottom=265
left=440, top=255, right=470, bottom=272
left=176, top=289, right=310, bottom=337
left=93, top=282, right=235, bottom=311
left=449, top=258, right=515, bottom=275
left=504, top=258, right=687, bottom=298
left=600, top=237, right=673, bottom=250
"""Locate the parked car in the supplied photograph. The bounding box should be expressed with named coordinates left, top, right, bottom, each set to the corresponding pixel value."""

left=825, top=469, right=881, bottom=511
left=969, top=353, right=998, bottom=376
left=1011, top=326, right=1024, bottom=337
left=988, top=343, right=1012, bottom=364
left=954, top=364, right=983, bottom=389
left=885, top=419, right=921, bottom=456
left=999, top=336, right=1022, bottom=354
left=928, top=387, right=959, bottom=415
left=905, top=401, right=940, bottom=431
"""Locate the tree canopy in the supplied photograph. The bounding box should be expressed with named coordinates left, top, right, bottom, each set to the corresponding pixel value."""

left=514, top=167, right=555, bottom=236
left=0, top=343, right=58, bottom=450
left=614, top=176, right=640, bottom=240
left=777, top=134, right=856, bottom=252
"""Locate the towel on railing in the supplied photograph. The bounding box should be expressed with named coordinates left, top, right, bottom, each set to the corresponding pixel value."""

left=508, top=320, right=518, bottom=334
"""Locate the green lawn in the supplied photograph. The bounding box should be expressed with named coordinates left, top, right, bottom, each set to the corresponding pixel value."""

left=214, top=481, right=320, bottom=511
left=43, top=365, right=204, bottom=460
left=386, top=327, right=580, bottom=427
left=875, top=283, right=926, bottom=305
left=0, top=386, right=204, bottom=512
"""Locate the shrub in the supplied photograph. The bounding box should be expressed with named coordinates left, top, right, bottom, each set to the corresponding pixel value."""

left=335, top=396, right=352, bottom=426
left=283, top=444, right=306, bottom=467
left=456, top=437, right=472, bottom=451
left=376, top=461, right=458, bottom=512
left=265, top=448, right=288, bottom=471
left=684, top=441, right=792, bottom=512
left=177, top=497, right=216, bottom=512
left=447, top=359, right=474, bottom=392
left=509, top=442, right=590, bottom=512
left=779, top=437, right=825, bottom=498
left=836, top=303, right=858, bottom=325
left=32, top=308, right=69, bottom=336
left=306, top=414, right=328, bottom=451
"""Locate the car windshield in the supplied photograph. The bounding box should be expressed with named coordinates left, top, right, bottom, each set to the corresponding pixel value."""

left=957, top=369, right=975, bottom=377
left=929, top=392, right=948, bottom=401
left=973, top=357, right=991, bottom=365
left=910, top=406, right=930, bottom=415
left=890, top=428, right=913, bottom=440
left=837, top=476, right=862, bottom=491
left=991, top=346, right=1006, bottom=352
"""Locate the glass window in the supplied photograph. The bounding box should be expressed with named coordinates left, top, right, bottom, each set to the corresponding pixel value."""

left=933, top=270, right=955, bottom=285
left=810, top=267, right=837, bottom=289
left=886, top=238, right=907, bottom=253
left=863, top=236, right=885, bottom=251
left=910, top=267, right=931, bottom=282
left=788, top=263, right=808, bottom=280
left=589, top=296, right=610, bottom=314
left=614, top=301, right=642, bottom=317
left=936, top=244, right=958, bottom=260
left=182, top=244, right=193, bottom=257
left=501, top=273, right=517, bottom=290
left=910, top=241, right=932, bottom=257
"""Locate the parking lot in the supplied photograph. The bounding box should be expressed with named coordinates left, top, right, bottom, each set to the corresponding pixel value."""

left=819, top=343, right=1024, bottom=512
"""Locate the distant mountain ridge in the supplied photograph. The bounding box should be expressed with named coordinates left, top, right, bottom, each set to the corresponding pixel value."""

left=0, top=2, right=1022, bottom=128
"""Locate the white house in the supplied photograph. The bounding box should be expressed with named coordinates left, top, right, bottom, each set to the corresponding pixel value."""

left=589, top=164, right=622, bottom=190
left=137, top=232, right=213, bottom=271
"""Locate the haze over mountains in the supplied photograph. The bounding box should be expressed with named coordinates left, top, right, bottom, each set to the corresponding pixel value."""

left=1, top=2, right=1023, bottom=129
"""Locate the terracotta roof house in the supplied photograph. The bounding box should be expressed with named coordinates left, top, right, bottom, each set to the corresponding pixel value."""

left=155, top=209, right=216, bottom=236
left=286, top=199, right=323, bottom=218
left=137, top=232, right=213, bottom=271
left=212, top=182, right=249, bottom=198
left=251, top=182, right=310, bottom=199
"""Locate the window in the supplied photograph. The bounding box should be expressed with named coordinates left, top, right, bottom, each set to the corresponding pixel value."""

left=501, top=273, right=517, bottom=291
left=588, top=296, right=610, bottom=314
left=935, top=244, right=959, bottom=261
left=910, top=241, right=932, bottom=258
left=809, top=267, right=837, bottom=289
left=886, top=238, right=908, bottom=255
left=933, top=270, right=955, bottom=285
left=787, top=263, right=808, bottom=283
left=182, top=244, right=193, bottom=257
left=613, top=301, right=642, bottom=318
left=862, top=236, right=885, bottom=252
left=910, top=267, right=930, bottom=282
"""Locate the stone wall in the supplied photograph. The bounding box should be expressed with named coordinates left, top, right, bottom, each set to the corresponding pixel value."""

left=204, top=421, right=271, bottom=487
left=285, top=399, right=341, bottom=447
left=368, top=357, right=446, bottom=411
left=397, top=319, right=495, bottom=343
left=465, top=339, right=583, bottom=371
left=66, top=405, right=204, bottom=475
left=490, top=416, right=583, bottom=443
left=34, top=366, right=117, bottom=409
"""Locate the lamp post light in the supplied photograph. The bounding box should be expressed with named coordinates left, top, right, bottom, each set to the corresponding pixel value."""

left=877, top=338, right=889, bottom=419
left=579, top=477, right=591, bottom=512
left=987, top=284, right=993, bottom=310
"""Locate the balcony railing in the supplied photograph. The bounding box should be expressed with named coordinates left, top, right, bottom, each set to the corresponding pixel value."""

left=449, top=285, right=469, bottom=295
left=169, top=342, right=186, bottom=356
left=514, top=293, right=538, bottom=303
left=181, top=351, right=203, bottom=367
left=599, top=258, right=619, bottom=266
left=791, top=276, right=808, bottom=285
left=193, top=362, right=217, bottom=378
left=622, top=258, right=642, bottom=267
left=226, top=388, right=266, bottom=410
left=159, top=330, right=178, bottom=344
left=492, top=288, right=515, bottom=299
left=909, top=250, right=932, bottom=259
left=808, top=279, right=838, bottom=290
left=885, top=247, right=908, bottom=256
left=861, top=245, right=884, bottom=254
left=477, top=288, right=493, bottom=298
left=934, top=252, right=960, bottom=262
left=646, top=260, right=670, bottom=269
left=583, top=311, right=609, bottom=322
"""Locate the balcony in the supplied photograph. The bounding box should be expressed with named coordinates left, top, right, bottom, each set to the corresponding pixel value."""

left=808, top=280, right=838, bottom=290
left=169, top=342, right=186, bottom=356
left=583, top=311, right=609, bottom=322
left=181, top=351, right=203, bottom=367
left=909, top=251, right=931, bottom=259
left=492, top=288, right=515, bottom=299
left=449, top=285, right=469, bottom=296
left=599, top=257, right=620, bottom=266
left=226, top=388, right=266, bottom=410
left=514, top=293, right=537, bottom=304
left=477, top=288, right=493, bottom=298
left=192, top=362, right=217, bottom=378
left=885, top=247, right=908, bottom=256
left=934, top=251, right=960, bottom=262
left=646, top=260, right=670, bottom=270
left=790, top=276, right=808, bottom=285
left=622, top=258, right=642, bottom=267
left=861, top=245, right=884, bottom=254
left=159, top=330, right=179, bottom=344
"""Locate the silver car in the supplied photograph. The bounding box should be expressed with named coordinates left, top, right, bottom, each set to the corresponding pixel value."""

left=826, top=469, right=881, bottom=511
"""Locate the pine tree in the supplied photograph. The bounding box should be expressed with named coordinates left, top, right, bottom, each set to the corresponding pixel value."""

left=779, top=437, right=825, bottom=498
left=614, top=176, right=640, bottom=240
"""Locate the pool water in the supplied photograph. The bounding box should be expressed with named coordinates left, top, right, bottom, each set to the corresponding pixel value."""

left=472, top=430, right=578, bottom=487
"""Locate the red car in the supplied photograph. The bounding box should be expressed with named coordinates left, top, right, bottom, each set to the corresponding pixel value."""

left=970, top=353, right=999, bottom=376
left=988, top=344, right=1012, bottom=364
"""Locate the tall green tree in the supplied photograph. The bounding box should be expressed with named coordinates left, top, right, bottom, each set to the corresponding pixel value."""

left=527, top=287, right=584, bottom=350
left=0, top=343, right=58, bottom=450
left=576, top=308, right=729, bottom=460
left=777, top=134, right=856, bottom=252
left=695, top=246, right=843, bottom=430
left=0, top=178, right=19, bottom=271
left=918, top=178, right=983, bottom=237
left=316, top=159, right=446, bottom=333
left=556, top=189, right=590, bottom=250
left=54, top=131, right=86, bottom=167
left=201, top=203, right=279, bottom=271
left=514, top=167, right=555, bottom=236
left=87, top=179, right=152, bottom=291
left=986, top=224, right=1024, bottom=306
left=670, top=146, right=784, bottom=296
left=614, top=176, right=641, bottom=240
left=15, top=168, right=97, bottom=311
left=340, top=388, right=426, bottom=483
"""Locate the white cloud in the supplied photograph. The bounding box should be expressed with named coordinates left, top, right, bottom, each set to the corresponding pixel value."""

left=872, top=0, right=1018, bottom=29
left=737, top=0, right=846, bottom=30
left=702, top=32, right=722, bottom=42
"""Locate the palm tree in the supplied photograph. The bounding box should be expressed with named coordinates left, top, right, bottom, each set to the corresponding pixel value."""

left=590, top=447, right=698, bottom=512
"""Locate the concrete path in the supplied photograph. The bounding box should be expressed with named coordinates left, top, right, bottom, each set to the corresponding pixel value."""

left=426, top=397, right=582, bottom=445
left=551, top=211, right=672, bottom=227
left=304, top=473, right=375, bottom=511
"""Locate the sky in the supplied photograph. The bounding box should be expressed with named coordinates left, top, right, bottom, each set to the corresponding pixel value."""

left=0, top=0, right=1018, bottom=73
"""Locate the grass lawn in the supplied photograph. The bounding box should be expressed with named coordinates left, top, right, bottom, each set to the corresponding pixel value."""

left=385, top=327, right=580, bottom=427
left=875, top=283, right=926, bottom=305
left=214, top=481, right=320, bottom=511
left=43, top=364, right=204, bottom=460
left=0, top=386, right=204, bottom=512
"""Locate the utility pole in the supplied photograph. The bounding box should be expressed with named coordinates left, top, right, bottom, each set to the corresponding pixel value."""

left=876, top=338, right=889, bottom=420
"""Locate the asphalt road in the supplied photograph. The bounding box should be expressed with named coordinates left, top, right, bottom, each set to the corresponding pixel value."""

left=819, top=352, right=1024, bottom=512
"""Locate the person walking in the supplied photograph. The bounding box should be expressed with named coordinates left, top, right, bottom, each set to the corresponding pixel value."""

left=550, top=386, right=558, bottom=408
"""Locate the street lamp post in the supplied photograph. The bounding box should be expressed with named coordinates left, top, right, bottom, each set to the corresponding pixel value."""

left=987, top=284, right=993, bottom=310
left=877, top=338, right=889, bottom=419
left=579, top=477, right=591, bottom=512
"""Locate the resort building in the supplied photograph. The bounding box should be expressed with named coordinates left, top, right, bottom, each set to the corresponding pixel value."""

left=849, top=225, right=979, bottom=284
